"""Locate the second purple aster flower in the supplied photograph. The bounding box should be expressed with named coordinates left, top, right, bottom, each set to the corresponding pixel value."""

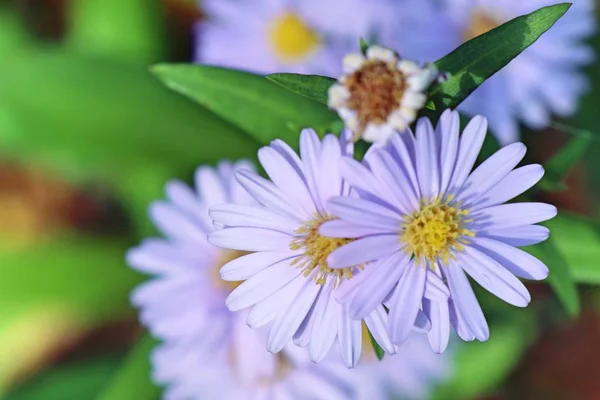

left=322, top=109, right=557, bottom=353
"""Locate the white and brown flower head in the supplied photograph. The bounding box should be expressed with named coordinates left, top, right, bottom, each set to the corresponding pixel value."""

left=328, top=46, right=438, bottom=145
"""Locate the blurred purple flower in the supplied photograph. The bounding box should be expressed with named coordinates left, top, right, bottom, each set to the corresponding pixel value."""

left=323, top=110, right=556, bottom=352
left=386, top=0, right=596, bottom=144
left=195, top=0, right=396, bottom=76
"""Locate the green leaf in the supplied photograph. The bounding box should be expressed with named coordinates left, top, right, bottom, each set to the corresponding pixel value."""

left=368, top=330, right=385, bottom=361
left=152, top=64, right=338, bottom=146
left=545, top=214, right=600, bottom=285
left=5, top=356, right=121, bottom=400
left=96, top=335, right=161, bottom=400
left=430, top=3, right=570, bottom=112
left=538, top=126, right=593, bottom=191
left=0, top=47, right=259, bottom=183
left=431, top=312, right=536, bottom=400
left=528, top=233, right=580, bottom=316
left=267, top=74, right=336, bottom=105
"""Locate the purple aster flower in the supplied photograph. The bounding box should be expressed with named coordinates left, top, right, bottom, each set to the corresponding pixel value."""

left=384, top=0, right=596, bottom=144
left=323, top=110, right=556, bottom=352
left=127, top=161, right=358, bottom=399
left=208, top=129, right=420, bottom=368
left=196, top=0, right=401, bottom=76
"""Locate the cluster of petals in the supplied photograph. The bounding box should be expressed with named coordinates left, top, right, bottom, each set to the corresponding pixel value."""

left=328, top=45, right=438, bottom=144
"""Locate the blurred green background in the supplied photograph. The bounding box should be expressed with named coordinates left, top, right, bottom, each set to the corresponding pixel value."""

left=0, top=1, right=600, bottom=399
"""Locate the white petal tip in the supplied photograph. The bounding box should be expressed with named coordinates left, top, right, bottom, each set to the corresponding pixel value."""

left=397, top=60, right=420, bottom=75
left=470, top=115, right=489, bottom=132
left=342, top=53, right=366, bottom=74
left=366, top=46, right=397, bottom=63
left=328, top=84, right=350, bottom=108
left=362, top=124, right=395, bottom=145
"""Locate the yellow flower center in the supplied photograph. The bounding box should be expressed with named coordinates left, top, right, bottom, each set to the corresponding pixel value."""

left=214, top=249, right=250, bottom=291
left=401, top=196, right=474, bottom=264
left=463, top=9, right=501, bottom=41
left=268, top=12, right=321, bottom=62
left=345, top=59, right=407, bottom=132
left=290, top=214, right=360, bottom=286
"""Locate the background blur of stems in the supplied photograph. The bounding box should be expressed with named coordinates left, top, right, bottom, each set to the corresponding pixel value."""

left=0, top=0, right=205, bottom=397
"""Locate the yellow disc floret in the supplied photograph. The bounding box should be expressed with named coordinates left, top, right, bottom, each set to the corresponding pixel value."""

left=290, top=213, right=360, bottom=286
left=268, top=12, right=321, bottom=61
left=401, top=196, right=474, bottom=264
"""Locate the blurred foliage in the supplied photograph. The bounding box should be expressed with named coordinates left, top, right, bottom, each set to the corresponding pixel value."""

left=5, top=356, right=121, bottom=400
left=0, top=48, right=259, bottom=178
left=0, top=235, right=140, bottom=323
left=96, top=335, right=160, bottom=400
left=538, top=127, right=593, bottom=191
left=66, top=0, right=166, bottom=65
left=529, top=237, right=580, bottom=316
left=431, top=311, right=537, bottom=400
left=0, top=234, right=142, bottom=394
left=547, top=214, right=600, bottom=284
left=0, top=16, right=261, bottom=235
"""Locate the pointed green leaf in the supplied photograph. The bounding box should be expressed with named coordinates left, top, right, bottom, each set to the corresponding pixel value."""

left=267, top=74, right=336, bottom=105
left=539, top=126, right=593, bottom=191
left=152, top=64, right=338, bottom=146
left=96, top=335, right=161, bottom=400
left=528, top=235, right=580, bottom=316
left=430, top=3, right=570, bottom=112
